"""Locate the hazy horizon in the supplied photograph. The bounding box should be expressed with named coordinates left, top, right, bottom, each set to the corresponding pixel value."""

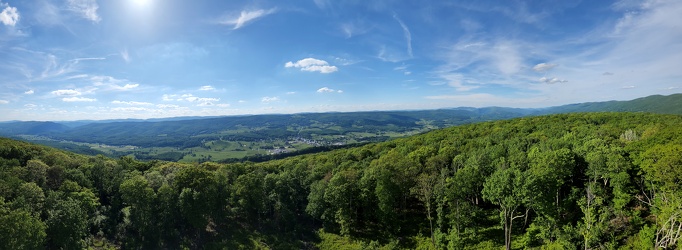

left=1, top=0, right=681, bottom=121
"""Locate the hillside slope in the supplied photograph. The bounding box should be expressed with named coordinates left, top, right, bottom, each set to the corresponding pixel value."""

left=1, top=112, right=681, bottom=249
left=540, top=93, right=682, bottom=114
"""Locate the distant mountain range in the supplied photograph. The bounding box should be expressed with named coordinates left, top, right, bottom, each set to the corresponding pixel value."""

left=1, top=93, right=680, bottom=148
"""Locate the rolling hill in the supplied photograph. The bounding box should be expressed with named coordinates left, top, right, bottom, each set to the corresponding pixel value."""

left=0, top=93, right=680, bottom=154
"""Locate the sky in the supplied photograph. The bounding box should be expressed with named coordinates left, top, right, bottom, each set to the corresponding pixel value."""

left=0, top=0, right=681, bottom=121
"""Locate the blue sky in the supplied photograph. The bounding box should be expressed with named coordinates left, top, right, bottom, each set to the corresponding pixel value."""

left=0, top=0, right=681, bottom=121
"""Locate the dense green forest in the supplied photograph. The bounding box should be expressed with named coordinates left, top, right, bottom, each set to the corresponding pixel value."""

left=1, top=112, right=682, bottom=249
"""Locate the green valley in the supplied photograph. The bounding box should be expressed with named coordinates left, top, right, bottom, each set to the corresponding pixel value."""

left=2, top=94, right=682, bottom=163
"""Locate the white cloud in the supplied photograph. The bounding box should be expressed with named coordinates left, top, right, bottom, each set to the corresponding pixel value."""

left=539, top=77, right=567, bottom=84
left=121, top=49, right=130, bottom=63
left=0, top=100, right=9, bottom=104
left=90, top=76, right=140, bottom=91
left=285, top=58, right=338, bottom=73
left=286, top=91, right=296, bottom=95
left=179, top=94, right=219, bottom=104
left=62, top=97, right=96, bottom=102
left=221, top=8, right=276, bottom=30
left=112, top=107, right=148, bottom=112
left=199, top=85, right=215, bottom=91
left=317, top=87, right=334, bottom=93
left=621, top=85, right=636, bottom=89
left=437, top=73, right=479, bottom=92
left=493, top=42, right=522, bottom=75
left=377, top=45, right=410, bottom=63
left=24, top=90, right=34, bottom=95
left=394, top=65, right=408, bottom=71
left=313, top=0, right=330, bottom=9
left=394, top=64, right=413, bottom=75
left=334, top=57, right=360, bottom=66
left=533, top=63, right=557, bottom=72
left=52, top=89, right=81, bottom=96
left=393, top=15, right=413, bottom=58
left=67, top=0, right=100, bottom=22
left=121, top=83, right=139, bottom=90
left=156, top=104, right=179, bottom=108
left=197, top=102, right=215, bottom=106
left=216, top=103, right=230, bottom=108
left=317, top=87, right=343, bottom=93
left=111, top=100, right=153, bottom=106
left=261, top=96, right=279, bottom=103
left=341, top=23, right=354, bottom=38
left=0, top=3, right=19, bottom=26
left=162, top=94, right=177, bottom=101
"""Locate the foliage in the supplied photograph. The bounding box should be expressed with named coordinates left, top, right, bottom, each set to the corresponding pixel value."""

left=0, top=112, right=681, bottom=249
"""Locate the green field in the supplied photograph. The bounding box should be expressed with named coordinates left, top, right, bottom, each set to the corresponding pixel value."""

left=52, top=127, right=425, bottom=162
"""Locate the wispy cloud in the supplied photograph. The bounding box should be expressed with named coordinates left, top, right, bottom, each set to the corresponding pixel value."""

left=0, top=3, right=19, bottom=26
left=532, top=63, right=557, bottom=72
left=221, top=8, right=277, bottom=30
left=394, top=65, right=412, bottom=75
left=313, top=0, right=331, bottom=9
left=62, top=97, right=96, bottom=102
left=317, top=87, right=343, bottom=93
left=121, top=84, right=138, bottom=90
left=24, top=90, right=34, bottom=95
left=0, top=48, right=107, bottom=84
left=393, top=14, right=413, bottom=58
left=538, top=77, right=567, bottom=84
left=199, top=85, right=215, bottom=91
left=261, top=96, right=279, bottom=103
left=432, top=38, right=530, bottom=93
left=162, top=94, right=176, bottom=101
left=156, top=104, right=180, bottom=109
left=111, top=100, right=153, bottom=106
left=179, top=94, right=219, bottom=104
left=285, top=58, right=338, bottom=73
left=120, top=49, right=130, bottom=63
left=492, top=41, right=522, bottom=75
left=67, top=0, right=100, bottom=23
left=339, top=20, right=370, bottom=39
left=90, top=76, right=140, bottom=91
left=425, top=0, right=681, bottom=106
left=52, top=89, right=82, bottom=96
left=0, top=100, right=9, bottom=104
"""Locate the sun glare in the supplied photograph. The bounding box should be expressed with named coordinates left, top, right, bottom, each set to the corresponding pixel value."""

left=131, top=0, right=152, bottom=8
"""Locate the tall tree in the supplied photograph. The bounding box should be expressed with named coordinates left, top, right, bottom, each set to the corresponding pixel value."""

left=639, top=144, right=682, bottom=249
left=482, top=167, right=526, bottom=250
left=0, top=198, right=46, bottom=250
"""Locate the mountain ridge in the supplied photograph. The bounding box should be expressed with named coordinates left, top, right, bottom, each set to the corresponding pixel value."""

left=0, top=93, right=680, bottom=151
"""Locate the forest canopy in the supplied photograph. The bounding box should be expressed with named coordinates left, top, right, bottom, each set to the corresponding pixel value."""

left=1, top=112, right=681, bottom=249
